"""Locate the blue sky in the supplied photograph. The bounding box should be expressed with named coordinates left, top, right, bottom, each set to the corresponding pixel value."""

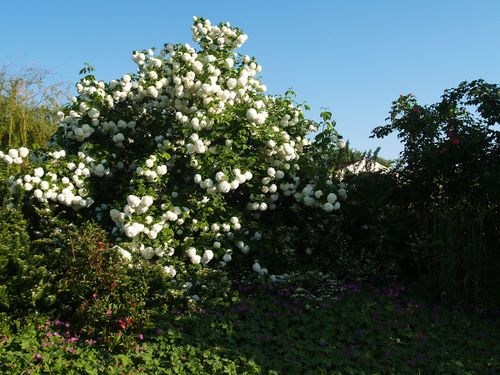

left=2, top=0, right=499, bottom=159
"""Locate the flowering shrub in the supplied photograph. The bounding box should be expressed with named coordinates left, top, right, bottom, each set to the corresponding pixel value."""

left=0, top=17, right=346, bottom=289
left=371, top=80, right=500, bottom=305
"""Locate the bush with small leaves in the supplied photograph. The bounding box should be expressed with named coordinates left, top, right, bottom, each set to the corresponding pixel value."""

left=0, top=17, right=347, bottom=290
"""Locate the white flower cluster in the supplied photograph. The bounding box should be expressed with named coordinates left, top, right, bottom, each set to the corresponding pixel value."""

left=2, top=17, right=347, bottom=279
left=186, top=247, right=214, bottom=265
left=135, top=154, right=168, bottom=182
left=0, top=147, right=29, bottom=164
left=193, top=169, right=253, bottom=194
left=6, top=150, right=98, bottom=209
left=192, top=16, right=248, bottom=51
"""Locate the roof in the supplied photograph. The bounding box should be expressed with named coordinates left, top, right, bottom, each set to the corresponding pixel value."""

left=337, top=158, right=389, bottom=178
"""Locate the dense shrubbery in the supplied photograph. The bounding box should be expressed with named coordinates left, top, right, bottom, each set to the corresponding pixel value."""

left=1, top=15, right=499, bottom=372
left=0, top=207, right=30, bottom=318
left=1, top=17, right=347, bottom=284
left=371, top=80, right=500, bottom=305
left=0, top=17, right=351, bottom=342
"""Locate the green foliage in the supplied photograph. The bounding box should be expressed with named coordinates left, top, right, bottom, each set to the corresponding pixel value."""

left=0, top=212, right=151, bottom=347
left=339, top=172, right=406, bottom=276
left=372, top=80, right=500, bottom=205
left=1, top=18, right=348, bottom=290
left=0, top=66, right=65, bottom=149
left=0, top=207, right=30, bottom=318
left=410, top=204, right=500, bottom=306
left=1, top=277, right=499, bottom=374
left=2, top=17, right=500, bottom=373
left=372, top=80, right=500, bottom=305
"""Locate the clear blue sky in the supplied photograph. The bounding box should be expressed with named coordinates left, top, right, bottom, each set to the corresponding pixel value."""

left=2, top=0, right=499, bottom=159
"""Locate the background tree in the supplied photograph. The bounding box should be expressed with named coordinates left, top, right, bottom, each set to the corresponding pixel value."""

left=0, top=66, right=67, bottom=149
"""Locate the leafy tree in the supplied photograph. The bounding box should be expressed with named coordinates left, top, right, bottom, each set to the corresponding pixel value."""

left=0, top=66, right=66, bottom=149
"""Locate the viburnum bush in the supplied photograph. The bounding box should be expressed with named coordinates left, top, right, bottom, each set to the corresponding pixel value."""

left=0, top=17, right=346, bottom=287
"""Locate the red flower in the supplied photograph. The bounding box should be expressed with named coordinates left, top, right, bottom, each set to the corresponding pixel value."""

left=451, top=138, right=460, bottom=145
left=117, top=319, right=126, bottom=330
left=412, top=106, right=420, bottom=113
left=125, top=317, right=134, bottom=326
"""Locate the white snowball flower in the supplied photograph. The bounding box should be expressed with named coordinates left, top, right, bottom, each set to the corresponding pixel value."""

left=113, top=133, right=125, bottom=143
left=127, top=195, right=141, bottom=208
left=186, top=247, right=197, bottom=258
left=253, top=262, right=262, bottom=273
left=124, top=224, right=138, bottom=238
left=141, top=246, right=155, bottom=259
left=140, top=195, right=154, bottom=207
left=33, top=167, right=44, bottom=178
left=88, top=108, right=100, bottom=119
left=33, top=189, right=43, bottom=199
left=201, top=249, right=214, bottom=264
left=314, top=190, right=324, bottom=199
left=164, top=211, right=178, bottom=221
left=227, top=78, right=237, bottom=89
left=115, top=246, right=132, bottom=262
left=327, top=193, right=337, bottom=203
left=147, top=86, right=159, bottom=98
left=217, top=181, right=231, bottom=193
left=8, top=149, right=19, bottom=158
left=19, top=147, right=29, bottom=158
left=323, top=202, right=334, bottom=212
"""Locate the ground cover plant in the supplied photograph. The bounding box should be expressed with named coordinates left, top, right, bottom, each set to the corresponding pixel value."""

left=1, top=275, right=500, bottom=374
left=1, top=15, right=500, bottom=374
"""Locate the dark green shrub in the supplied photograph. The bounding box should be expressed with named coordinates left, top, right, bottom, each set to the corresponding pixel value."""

left=0, top=209, right=149, bottom=348
left=0, top=207, right=30, bottom=317
left=372, top=80, right=500, bottom=305
left=339, top=171, right=409, bottom=277
left=410, top=204, right=500, bottom=306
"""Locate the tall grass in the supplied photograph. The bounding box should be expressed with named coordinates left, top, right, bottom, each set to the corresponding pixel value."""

left=0, top=66, right=66, bottom=150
